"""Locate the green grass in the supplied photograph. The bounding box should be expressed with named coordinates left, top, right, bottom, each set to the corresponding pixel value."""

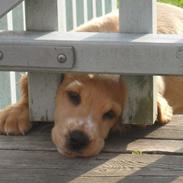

left=159, top=0, right=183, bottom=7
left=117, top=0, right=183, bottom=8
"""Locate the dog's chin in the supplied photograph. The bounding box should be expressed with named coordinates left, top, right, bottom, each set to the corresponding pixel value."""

left=55, top=140, right=104, bottom=158
left=56, top=140, right=104, bottom=158
left=56, top=146, right=78, bottom=158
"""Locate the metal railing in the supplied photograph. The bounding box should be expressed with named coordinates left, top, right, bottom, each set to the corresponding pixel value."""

left=0, top=0, right=117, bottom=108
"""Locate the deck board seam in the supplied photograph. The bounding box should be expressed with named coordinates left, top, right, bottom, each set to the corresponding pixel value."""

left=0, top=148, right=183, bottom=156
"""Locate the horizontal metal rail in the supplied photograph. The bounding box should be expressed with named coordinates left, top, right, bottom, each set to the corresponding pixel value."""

left=0, top=31, right=183, bottom=75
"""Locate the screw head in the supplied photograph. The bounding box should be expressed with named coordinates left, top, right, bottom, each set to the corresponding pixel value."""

left=57, top=54, right=67, bottom=63
left=0, top=51, right=3, bottom=60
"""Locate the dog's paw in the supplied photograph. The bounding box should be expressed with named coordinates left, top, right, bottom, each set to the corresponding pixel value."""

left=157, top=94, right=173, bottom=124
left=0, top=104, right=31, bottom=135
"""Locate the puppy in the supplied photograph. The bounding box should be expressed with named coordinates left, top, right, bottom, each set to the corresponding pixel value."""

left=0, top=2, right=183, bottom=158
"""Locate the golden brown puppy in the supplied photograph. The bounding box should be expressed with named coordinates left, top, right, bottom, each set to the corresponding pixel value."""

left=52, top=74, right=126, bottom=157
left=0, top=2, right=183, bottom=158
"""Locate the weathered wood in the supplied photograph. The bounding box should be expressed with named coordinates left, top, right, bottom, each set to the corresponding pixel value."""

left=25, top=0, right=63, bottom=121
left=1, top=135, right=183, bottom=154
left=0, top=116, right=182, bottom=153
left=0, top=152, right=182, bottom=175
left=119, top=0, right=157, bottom=124
left=56, top=176, right=183, bottom=183
left=0, top=32, right=183, bottom=74
left=105, top=139, right=183, bottom=154
left=167, top=115, right=183, bottom=126
left=0, top=116, right=182, bottom=182
left=0, top=152, right=182, bottom=183
left=0, top=0, right=23, bottom=18
left=0, top=171, right=182, bottom=183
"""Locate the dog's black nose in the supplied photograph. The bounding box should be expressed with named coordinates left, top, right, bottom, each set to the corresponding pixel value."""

left=68, top=130, right=90, bottom=151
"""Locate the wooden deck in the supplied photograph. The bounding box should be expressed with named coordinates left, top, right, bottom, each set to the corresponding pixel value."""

left=0, top=116, right=183, bottom=183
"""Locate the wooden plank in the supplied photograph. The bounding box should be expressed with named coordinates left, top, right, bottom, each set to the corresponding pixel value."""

left=109, top=115, right=183, bottom=140
left=25, top=0, right=63, bottom=122
left=0, top=170, right=182, bottom=183
left=119, top=0, right=156, bottom=125
left=0, top=116, right=182, bottom=153
left=0, top=151, right=182, bottom=183
left=104, top=138, right=183, bottom=154
left=0, top=134, right=183, bottom=154
left=0, top=152, right=182, bottom=174
left=0, top=32, right=183, bottom=74
left=116, top=126, right=183, bottom=140
left=0, top=0, right=23, bottom=18
left=56, top=176, right=183, bottom=183
left=0, top=117, right=183, bottom=182
left=167, top=115, right=183, bottom=126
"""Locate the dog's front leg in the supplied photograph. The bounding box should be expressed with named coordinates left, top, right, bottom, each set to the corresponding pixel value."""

left=157, top=93, right=173, bottom=124
left=156, top=76, right=173, bottom=124
left=0, top=75, right=31, bottom=135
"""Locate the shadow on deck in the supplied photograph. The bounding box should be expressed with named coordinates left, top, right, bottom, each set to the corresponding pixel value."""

left=0, top=115, right=183, bottom=183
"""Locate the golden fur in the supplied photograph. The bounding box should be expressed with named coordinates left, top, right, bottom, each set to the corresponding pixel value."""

left=0, top=2, right=183, bottom=157
left=52, top=74, right=126, bottom=157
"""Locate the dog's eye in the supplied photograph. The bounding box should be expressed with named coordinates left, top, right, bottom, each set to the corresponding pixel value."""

left=103, top=110, right=116, bottom=120
left=67, top=91, right=81, bottom=105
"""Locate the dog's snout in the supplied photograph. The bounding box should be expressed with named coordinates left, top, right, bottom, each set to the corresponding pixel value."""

left=68, top=130, right=90, bottom=151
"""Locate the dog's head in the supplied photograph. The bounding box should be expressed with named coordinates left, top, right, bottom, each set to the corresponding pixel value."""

left=52, top=74, right=126, bottom=157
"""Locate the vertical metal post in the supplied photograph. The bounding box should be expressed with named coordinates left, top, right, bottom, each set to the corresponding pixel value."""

left=25, top=0, right=62, bottom=121
left=119, top=0, right=157, bottom=124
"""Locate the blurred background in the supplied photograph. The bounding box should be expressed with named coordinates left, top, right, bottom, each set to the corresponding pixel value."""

left=158, top=0, right=183, bottom=7
left=117, top=0, right=183, bottom=7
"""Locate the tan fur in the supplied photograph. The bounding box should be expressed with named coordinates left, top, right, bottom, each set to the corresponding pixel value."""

left=0, top=75, right=30, bottom=135
left=0, top=2, right=183, bottom=157
left=52, top=74, right=126, bottom=157
left=75, top=2, right=183, bottom=34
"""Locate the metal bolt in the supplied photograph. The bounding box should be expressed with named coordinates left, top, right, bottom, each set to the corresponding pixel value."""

left=0, top=51, right=3, bottom=60
left=57, top=54, right=67, bottom=63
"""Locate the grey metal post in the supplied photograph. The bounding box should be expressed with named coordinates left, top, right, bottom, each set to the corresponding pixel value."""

left=120, top=0, right=157, bottom=124
left=25, top=0, right=62, bottom=121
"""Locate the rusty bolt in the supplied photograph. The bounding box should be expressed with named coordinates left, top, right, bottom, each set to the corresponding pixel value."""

left=57, top=54, right=67, bottom=63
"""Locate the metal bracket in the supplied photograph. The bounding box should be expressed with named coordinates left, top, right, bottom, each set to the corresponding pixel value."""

left=0, top=0, right=23, bottom=18
left=0, top=45, right=75, bottom=71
